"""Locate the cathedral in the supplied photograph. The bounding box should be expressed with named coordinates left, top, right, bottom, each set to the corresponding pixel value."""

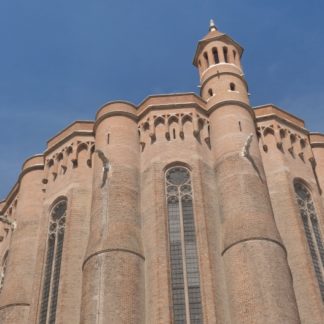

left=1, top=20, right=324, bottom=324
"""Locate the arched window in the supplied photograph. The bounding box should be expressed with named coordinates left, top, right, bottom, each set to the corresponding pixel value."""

left=39, top=199, right=67, bottom=324
left=294, top=182, right=324, bottom=300
left=212, top=47, right=219, bottom=64
left=223, top=47, right=228, bottom=63
left=203, top=52, right=209, bottom=67
left=165, top=166, right=203, bottom=323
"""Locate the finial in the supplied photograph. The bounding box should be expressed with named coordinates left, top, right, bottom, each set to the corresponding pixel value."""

left=209, top=19, right=217, bottom=31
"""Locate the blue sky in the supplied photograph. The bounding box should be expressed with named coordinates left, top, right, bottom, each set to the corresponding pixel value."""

left=1, top=0, right=324, bottom=199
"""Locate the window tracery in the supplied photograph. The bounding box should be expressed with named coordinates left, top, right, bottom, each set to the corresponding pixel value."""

left=39, top=199, right=67, bottom=324
left=0, top=251, right=8, bottom=294
left=295, top=182, right=324, bottom=300
left=165, top=166, right=203, bottom=323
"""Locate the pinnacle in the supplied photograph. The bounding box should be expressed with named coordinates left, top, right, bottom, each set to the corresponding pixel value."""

left=209, top=19, right=217, bottom=32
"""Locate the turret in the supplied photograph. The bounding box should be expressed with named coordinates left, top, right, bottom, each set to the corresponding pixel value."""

left=0, top=155, right=44, bottom=324
left=80, top=102, right=144, bottom=324
left=193, top=20, right=248, bottom=106
left=193, top=22, right=301, bottom=323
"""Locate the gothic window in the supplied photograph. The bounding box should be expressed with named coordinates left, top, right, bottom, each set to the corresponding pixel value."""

left=39, top=199, right=67, bottom=324
left=165, top=166, right=203, bottom=323
left=0, top=251, right=8, bottom=294
left=294, top=182, right=324, bottom=300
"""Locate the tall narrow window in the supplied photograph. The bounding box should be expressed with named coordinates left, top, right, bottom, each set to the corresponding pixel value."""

left=165, top=166, right=203, bottom=323
left=212, top=47, right=219, bottom=64
left=203, top=52, right=209, bottom=67
left=223, top=47, right=228, bottom=63
left=39, top=199, right=67, bottom=324
left=294, top=182, right=324, bottom=300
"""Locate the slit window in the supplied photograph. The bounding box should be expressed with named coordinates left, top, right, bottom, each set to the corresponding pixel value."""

left=230, top=83, right=236, bottom=91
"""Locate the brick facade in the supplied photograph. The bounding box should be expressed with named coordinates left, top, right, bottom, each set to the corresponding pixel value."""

left=0, top=22, right=324, bottom=323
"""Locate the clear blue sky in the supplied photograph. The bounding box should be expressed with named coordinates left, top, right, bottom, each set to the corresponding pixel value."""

left=1, top=0, right=324, bottom=199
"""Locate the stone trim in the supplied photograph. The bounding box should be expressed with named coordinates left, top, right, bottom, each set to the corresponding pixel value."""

left=82, top=248, right=145, bottom=270
left=0, top=303, right=30, bottom=311
left=221, top=237, right=287, bottom=256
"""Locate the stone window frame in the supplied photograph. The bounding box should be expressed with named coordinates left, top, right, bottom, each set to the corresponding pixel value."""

left=294, top=180, right=324, bottom=301
left=39, top=197, right=67, bottom=324
left=165, top=165, right=203, bottom=323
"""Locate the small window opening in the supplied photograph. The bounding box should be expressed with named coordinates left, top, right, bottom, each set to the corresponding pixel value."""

left=203, top=52, right=209, bottom=67
left=107, top=133, right=110, bottom=144
left=173, top=129, right=176, bottom=139
left=233, top=50, right=237, bottom=61
left=208, top=89, right=213, bottom=97
left=238, top=121, right=242, bottom=131
left=212, top=48, right=219, bottom=64
left=230, top=83, right=236, bottom=91
left=223, top=47, right=228, bottom=63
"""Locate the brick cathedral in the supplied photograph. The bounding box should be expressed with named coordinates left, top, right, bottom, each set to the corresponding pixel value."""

left=0, top=21, right=324, bottom=323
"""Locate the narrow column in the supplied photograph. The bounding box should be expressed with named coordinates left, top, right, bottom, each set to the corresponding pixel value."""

left=0, top=155, right=44, bottom=324
left=80, top=102, right=144, bottom=324
left=218, top=46, right=225, bottom=63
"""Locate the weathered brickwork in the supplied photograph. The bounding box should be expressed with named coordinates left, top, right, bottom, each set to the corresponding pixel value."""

left=0, top=21, right=324, bottom=323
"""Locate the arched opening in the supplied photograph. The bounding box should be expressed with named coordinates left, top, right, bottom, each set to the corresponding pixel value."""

left=223, top=47, right=228, bottom=63
left=203, top=52, right=209, bottom=67
left=39, top=199, right=68, bottom=324
left=294, top=181, right=324, bottom=300
left=212, top=47, right=219, bottom=64
left=208, top=88, right=213, bottom=97
left=165, top=166, right=203, bottom=322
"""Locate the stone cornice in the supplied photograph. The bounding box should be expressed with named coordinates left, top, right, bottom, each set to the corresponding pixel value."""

left=208, top=100, right=254, bottom=118
left=309, top=133, right=324, bottom=148
left=256, top=114, right=309, bottom=135
left=45, top=131, right=94, bottom=155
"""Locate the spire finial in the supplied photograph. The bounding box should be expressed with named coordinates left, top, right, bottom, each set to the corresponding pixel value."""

left=209, top=19, right=217, bottom=32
